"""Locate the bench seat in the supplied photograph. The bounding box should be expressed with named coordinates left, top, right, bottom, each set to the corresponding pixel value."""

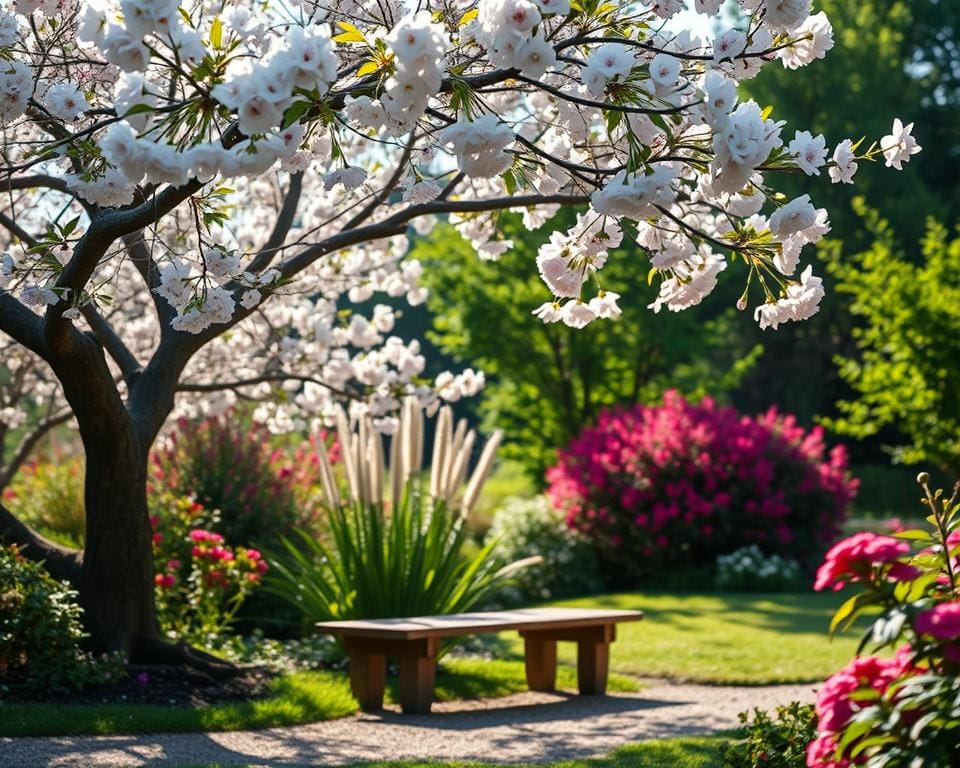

left=316, top=607, right=643, bottom=714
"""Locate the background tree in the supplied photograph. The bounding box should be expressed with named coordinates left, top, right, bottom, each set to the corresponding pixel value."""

left=417, top=212, right=761, bottom=480
left=822, top=204, right=960, bottom=478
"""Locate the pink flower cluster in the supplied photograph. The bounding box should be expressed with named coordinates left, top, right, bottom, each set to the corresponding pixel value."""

left=808, top=648, right=917, bottom=766
left=547, top=391, right=857, bottom=580
left=813, top=532, right=912, bottom=591
left=186, top=529, right=268, bottom=587
left=916, top=600, right=960, bottom=640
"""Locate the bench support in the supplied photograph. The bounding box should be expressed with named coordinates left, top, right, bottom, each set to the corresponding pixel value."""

left=577, top=637, right=609, bottom=695
left=346, top=637, right=439, bottom=715
left=348, top=648, right=386, bottom=712
left=520, top=624, right=615, bottom=696
left=523, top=636, right=557, bottom=691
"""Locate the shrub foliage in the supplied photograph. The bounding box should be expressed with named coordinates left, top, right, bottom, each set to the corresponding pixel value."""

left=0, top=545, right=118, bottom=688
left=150, top=414, right=325, bottom=546
left=150, top=494, right=267, bottom=646
left=547, top=391, right=857, bottom=584
left=486, top=496, right=603, bottom=603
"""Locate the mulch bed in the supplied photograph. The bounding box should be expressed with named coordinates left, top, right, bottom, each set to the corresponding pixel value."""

left=1, top=665, right=275, bottom=707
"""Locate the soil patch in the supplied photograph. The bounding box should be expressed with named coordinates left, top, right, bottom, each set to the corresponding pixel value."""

left=1, top=665, right=274, bottom=707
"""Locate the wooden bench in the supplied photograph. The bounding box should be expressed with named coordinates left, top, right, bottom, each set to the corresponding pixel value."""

left=316, top=607, right=643, bottom=714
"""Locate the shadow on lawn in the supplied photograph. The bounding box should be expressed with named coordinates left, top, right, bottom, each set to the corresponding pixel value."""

left=0, top=693, right=719, bottom=768
left=581, top=592, right=857, bottom=638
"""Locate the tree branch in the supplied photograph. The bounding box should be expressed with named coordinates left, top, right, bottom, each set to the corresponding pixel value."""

left=123, top=231, right=173, bottom=324
left=178, top=372, right=358, bottom=399
left=340, top=136, right=416, bottom=232
left=0, top=409, right=73, bottom=491
left=0, top=291, right=50, bottom=361
left=0, top=209, right=39, bottom=248
left=0, top=501, right=83, bottom=583
left=80, top=304, right=142, bottom=383
left=246, top=172, right=304, bottom=275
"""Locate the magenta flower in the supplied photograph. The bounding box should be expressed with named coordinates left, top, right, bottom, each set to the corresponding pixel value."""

left=916, top=601, right=960, bottom=640
left=547, top=391, right=857, bottom=581
left=813, top=532, right=910, bottom=592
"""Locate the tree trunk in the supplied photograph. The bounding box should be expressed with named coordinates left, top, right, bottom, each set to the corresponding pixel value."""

left=76, top=427, right=159, bottom=658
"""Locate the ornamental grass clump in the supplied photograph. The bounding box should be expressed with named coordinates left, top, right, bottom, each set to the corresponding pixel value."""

left=808, top=474, right=960, bottom=767
left=547, top=391, right=857, bottom=585
left=266, top=401, right=537, bottom=622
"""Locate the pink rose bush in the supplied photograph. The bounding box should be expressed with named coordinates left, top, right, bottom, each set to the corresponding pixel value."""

left=547, top=391, right=857, bottom=583
left=150, top=494, right=267, bottom=645
left=809, top=476, right=960, bottom=766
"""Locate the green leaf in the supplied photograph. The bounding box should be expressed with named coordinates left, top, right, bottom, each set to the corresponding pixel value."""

left=210, top=17, right=223, bottom=49
left=334, top=21, right=366, bottom=44
left=122, top=103, right=156, bottom=117
left=894, top=529, right=932, bottom=541
left=356, top=60, right=380, bottom=78
left=830, top=592, right=861, bottom=635
left=281, top=101, right=311, bottom=129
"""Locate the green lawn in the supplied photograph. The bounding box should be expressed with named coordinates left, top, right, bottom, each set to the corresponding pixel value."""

left=499, top=592, right=858, bottom=685
left=188, top=736, right=729, bottom=768
left=0, top=659, right=639, bottom=738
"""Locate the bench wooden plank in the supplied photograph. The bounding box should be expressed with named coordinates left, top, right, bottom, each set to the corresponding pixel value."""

left=315, top=607, right=643, bottom=640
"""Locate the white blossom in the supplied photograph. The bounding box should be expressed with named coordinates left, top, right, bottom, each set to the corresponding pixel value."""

left=882, top=119, right=922, bottom=170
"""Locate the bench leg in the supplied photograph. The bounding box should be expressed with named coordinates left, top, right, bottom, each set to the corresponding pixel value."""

left=577, top=639, right=609, bottom=695
left=398, top=653, right=437, bottom=714
left=524, top=636, right=557, bottom=692
left=349, top=649, right=386, bottom=712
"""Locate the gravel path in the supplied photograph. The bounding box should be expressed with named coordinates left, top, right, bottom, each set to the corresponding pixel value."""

left=0, top=681, right=817, bottom=768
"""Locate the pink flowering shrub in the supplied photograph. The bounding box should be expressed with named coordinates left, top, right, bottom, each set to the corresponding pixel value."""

left=150, top=493, right=267, bottom=645
left=547, top=391, right=857, bottom=583
left=809, top=475, right=960, bottom=767
left=150, top=413, right=333, bottom=547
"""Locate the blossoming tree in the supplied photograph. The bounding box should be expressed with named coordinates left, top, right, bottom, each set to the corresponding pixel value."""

left=0, top=0, right=920, bottom=664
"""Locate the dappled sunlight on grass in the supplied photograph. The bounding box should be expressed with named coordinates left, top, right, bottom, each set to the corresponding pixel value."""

left=499, top=592, right=861, bottom=684
left=0, top=671, right=357, bottom=737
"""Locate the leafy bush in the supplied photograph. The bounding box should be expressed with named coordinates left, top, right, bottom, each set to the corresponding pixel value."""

left=150, top=414, right=326, bottom=547
left=547, top=391, right=857, bottom=585
left=716, top=546, right=803, bottom=592
left=0, top=545, right=121, bottom=688
left=721, top=702, right=818, bottom=768
left=150, top=493, right=267, bottom=646
left=266, top=403, right=535, bottom=625
left=485, top=496, right=603, bottom=603
left=808, top=474, right=960, bottom=767
left=5, top=457, right=85, bottom=546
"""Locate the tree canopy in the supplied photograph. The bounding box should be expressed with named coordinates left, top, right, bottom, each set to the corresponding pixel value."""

left=824, top=205, right=960, bottom=476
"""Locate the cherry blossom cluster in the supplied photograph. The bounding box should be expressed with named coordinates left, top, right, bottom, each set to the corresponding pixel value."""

left=0, top=0, right=922, bottom=446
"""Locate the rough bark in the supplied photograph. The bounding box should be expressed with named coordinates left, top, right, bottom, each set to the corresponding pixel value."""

left=76, top=427, right=158, bottom=657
